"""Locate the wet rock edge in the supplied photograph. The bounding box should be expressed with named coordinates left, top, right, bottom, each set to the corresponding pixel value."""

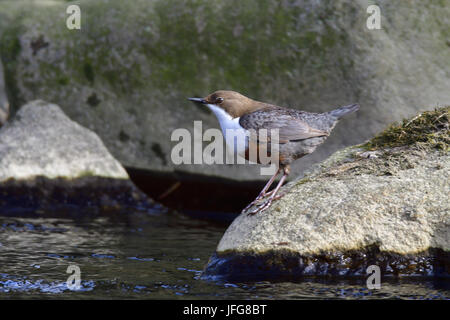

left=202, top=247, right=450, bottom=282
left=0, top=176, right=163, bottom=217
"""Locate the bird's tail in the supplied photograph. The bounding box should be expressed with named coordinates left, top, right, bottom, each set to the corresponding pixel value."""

left=327, top=104, right=360, bottom=119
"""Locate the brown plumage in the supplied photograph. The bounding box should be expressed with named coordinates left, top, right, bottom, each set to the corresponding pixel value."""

left=189, top=90, right=359, bottom=215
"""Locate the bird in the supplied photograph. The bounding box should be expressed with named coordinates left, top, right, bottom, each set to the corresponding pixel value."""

left=189, top=90, right=359, bottom=215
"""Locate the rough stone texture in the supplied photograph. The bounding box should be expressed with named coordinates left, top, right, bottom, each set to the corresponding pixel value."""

left=0, top=0, right=449, bottom=180
left=0, top=59, right=8, bottom=125
left=217, top=148, right=449, bottom=255
left=0, top=100, right=129, bottom=181
left=204, top=108, right=450, bottom=279
left=0, top=100, right=159, bottom=215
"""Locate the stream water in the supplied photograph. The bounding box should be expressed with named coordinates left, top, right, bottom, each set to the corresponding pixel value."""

left=0, top=210, right=448, bottom=299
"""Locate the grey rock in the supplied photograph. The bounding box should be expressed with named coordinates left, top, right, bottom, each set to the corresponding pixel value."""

left=0, top=100, right=159, bottom=215
left=203, top=108, right=450, bottom=279
left=0, top=100, right=129, bottom=181
left=217, top=148, right=449, bottom=255
left=0, top=59, right=8, bottom=125
left=0, top=1, right=449, bottom=180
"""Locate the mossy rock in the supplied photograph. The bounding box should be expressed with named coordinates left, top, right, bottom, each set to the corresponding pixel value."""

left=363, top=107, right=449, bottom=152
left=0, top=0, right=449, bottom=180
left=204, top=108, right=450, bottom=280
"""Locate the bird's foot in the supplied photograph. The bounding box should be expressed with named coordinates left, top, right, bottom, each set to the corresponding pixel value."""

left=241, top=189, right=274, bottom=214
left=241, top=199, right=260, bottom=214
left=246, top=194, right=283, bottom=216
left=245, top=165, right=289, bottom=216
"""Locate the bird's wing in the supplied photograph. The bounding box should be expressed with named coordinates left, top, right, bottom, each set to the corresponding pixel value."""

left=239, top=107, right=329, bottom=144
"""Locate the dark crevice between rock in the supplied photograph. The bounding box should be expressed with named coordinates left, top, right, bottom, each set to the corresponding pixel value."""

left=119, top=130, right=130, bottom=142
left=86, top=92, right=101, bottom=107
left=126, top=167, right=267, bottom=224
left=151, top=142, right=168, bottom=166
left=83, top=61, right=95, bottom=83
left=202, top=247, right=450, bottom=282
left=0, top=176, right=165, bottom=218
left=30, top=34, right=49, bottom=56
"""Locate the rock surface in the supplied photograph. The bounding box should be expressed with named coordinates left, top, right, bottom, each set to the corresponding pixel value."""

left=0, top=0, right=449, bottom=180
left=0, top=59, right=8, bottom=125
left=0, top=100, right=159, bottom=215
left=203, top=108, right=450, bottom=280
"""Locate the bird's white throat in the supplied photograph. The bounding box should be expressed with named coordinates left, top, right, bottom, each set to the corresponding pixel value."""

left=206, top=104, right=248, bottom=156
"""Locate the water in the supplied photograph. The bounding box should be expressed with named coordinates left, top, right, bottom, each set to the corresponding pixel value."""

left=0, top=211, right=448, bottom=299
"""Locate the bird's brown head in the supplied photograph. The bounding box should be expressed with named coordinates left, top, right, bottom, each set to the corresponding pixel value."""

left=189, top=90, right=264, bottom=118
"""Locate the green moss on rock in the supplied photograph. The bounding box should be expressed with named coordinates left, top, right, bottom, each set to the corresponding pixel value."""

left=363, top=107, right=450, bottom=151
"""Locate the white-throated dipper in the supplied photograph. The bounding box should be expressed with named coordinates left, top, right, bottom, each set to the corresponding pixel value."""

left=189, top=91, right=359, bottom=215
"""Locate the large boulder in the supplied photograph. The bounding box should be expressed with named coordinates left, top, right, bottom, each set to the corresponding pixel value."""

left=0, top=100, right=160, bottom=215
left=0, top=0, right=448, bottom=180
left=203, top=107, right=450, bottom=281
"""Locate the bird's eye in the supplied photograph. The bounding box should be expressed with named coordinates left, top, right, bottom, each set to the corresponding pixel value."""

left=216, top=97, right=224, bottom=103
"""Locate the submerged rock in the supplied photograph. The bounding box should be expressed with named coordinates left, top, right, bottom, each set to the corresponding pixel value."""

left=203, top=107, right=450, bottom=281
left=0, top=1, right=449, bottom=180
left=0, top=100, right=160, bottom=216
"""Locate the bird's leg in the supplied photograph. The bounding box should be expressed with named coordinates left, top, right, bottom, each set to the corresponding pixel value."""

left=261, top=183, right=288, bottom=198
left=241, top=168, right=280, bottom=213
left=248, top=166, right=290, bottom=216
left=247, top=174, right=287, bottom=215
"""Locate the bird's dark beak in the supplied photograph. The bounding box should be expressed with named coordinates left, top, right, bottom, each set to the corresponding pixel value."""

left=188, top=97, right=207, bottom=104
